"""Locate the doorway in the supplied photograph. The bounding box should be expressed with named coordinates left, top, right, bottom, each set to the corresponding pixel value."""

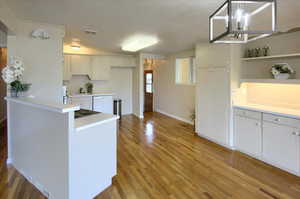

left=144, top=70, right=153, bottom=112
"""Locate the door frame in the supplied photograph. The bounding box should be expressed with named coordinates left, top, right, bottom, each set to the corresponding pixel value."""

left=144, top=70, right=154, bottom=112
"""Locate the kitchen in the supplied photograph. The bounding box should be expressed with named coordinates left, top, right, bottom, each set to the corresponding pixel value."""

left=62, top=53, right=136, bottom=117
left=1, top=0, right=300, bottom=199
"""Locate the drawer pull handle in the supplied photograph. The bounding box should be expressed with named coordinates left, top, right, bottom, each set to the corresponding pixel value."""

left=274, top=118, right=280, bottom=122
left=292, top=132, right=297, bottom=135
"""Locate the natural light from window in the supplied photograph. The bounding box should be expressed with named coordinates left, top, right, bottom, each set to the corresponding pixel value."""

left=175, top=57, right=196, bottom=85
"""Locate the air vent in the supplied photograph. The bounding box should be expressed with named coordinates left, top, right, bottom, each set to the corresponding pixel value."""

left=83, top=29, right=97, bottom=35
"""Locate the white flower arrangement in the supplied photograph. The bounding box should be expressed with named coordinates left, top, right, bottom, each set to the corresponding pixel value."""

left=2, top=57, right=25, bottom=83
left=1, top=57, right=31, bottom=97
left=271, top=63, right=295, bottom=76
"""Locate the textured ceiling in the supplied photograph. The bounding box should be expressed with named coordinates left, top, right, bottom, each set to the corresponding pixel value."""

left=6, top=0, right=300, bottom=54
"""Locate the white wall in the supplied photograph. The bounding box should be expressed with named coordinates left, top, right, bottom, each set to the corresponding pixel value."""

left=7, top=20, right=65, bottom=103
left=155, top=50, right=195, bottom=123
left=65, top=67, right=133, bottom=115
left=7, top=100, right=71, bottom=199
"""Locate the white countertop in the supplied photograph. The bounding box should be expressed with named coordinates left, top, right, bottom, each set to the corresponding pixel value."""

left=69, top=93, right=115, bottom=98
left=75, top=113, right=119, bottom=132
left=5, top=97, right=80, bottom=113
left=233, top=103, right=300, bottom=119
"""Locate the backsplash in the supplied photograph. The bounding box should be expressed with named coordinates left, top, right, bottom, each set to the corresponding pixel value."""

left=64, top=67, right=133, bottom=114
left=237, top=83, right=300, bottom=109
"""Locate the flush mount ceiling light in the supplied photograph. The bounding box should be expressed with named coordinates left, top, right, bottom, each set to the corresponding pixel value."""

left=209, top=0, right=277, bottom=44
left=121, top=35, right=159, bottom=52
left=71, top=39, right=81, bottom=50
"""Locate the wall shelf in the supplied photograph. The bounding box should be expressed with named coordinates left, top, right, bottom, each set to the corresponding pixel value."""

left=241, top=53, right=300, bottom=61
left=240, top=79, right=300, bottom=85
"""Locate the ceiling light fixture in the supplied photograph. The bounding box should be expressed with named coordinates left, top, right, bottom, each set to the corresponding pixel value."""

left=121, top=35, right=159, bottom=52
left=71, top=39, right=81, bottom=50
left=209, top=0, right=277, bottom=44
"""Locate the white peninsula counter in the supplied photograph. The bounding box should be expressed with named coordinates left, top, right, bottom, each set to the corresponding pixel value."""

left=5, top=97, right=118, bottom=199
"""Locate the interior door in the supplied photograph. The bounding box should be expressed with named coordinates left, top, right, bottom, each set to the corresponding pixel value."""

left=144, top=70, right=153, bottom=112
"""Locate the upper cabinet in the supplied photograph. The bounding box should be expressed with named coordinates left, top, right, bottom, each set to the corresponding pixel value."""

left=63, top=54, right=136, bottom=81
left=70, top=55, right=92, bottom=75
left=90, top=56, right=110, bottom=81
left=109, top=56, right=136, bottom=67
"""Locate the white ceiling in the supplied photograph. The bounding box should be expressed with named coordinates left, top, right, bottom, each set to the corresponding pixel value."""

left=6, top=0, right=300, bottom=55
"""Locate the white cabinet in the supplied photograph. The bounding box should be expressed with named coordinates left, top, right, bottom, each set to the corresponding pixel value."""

left=234, top=115, right=262, bottom=158
left=109, top=56, right=136, bottom=67
left=234, top=108, right=300, bottom=176
left=196, top=67, right=230, bottom=146
left=63, top=55, right=72, bottom=81
left=262, top=121, right=300, bottom=174
left=69, top=96, right=93, bottom=110
left=90, top=56, right=111, bottom=80
left=70, top=55, right=91, bottom=75
left=93, top=95, right=113, bottom=114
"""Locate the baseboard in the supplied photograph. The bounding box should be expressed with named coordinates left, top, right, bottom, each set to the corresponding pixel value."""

left=133, top=113, right=144, bottom=119
left=196, top=133, right=234, bottom=150
left=6, top=158, right=12, bottom=165
left=156, top=109, right=193, bottom=125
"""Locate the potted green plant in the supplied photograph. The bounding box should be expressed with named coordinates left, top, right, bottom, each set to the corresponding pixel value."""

left=85, top=82, right=93, bottom=94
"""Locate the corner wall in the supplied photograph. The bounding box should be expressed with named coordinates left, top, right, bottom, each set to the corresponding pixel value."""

left=7, top=20, right=65, bottom=103
left=155, top=50, right=195, bottom=123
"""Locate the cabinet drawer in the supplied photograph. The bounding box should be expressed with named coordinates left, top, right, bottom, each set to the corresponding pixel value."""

left=70, top=97, right=93, bottom=110
left=263, top=113, right=300, bottom=128
left=234, top=108, right=261, bottom=120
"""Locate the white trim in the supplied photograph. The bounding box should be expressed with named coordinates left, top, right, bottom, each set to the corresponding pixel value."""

left=133, top=113, right=144, bottom=119
left=6, top=158, right=12, bottom=165
left=196, top=132, right=235, bottom=150
left=156, top=109, right=193, bottom=125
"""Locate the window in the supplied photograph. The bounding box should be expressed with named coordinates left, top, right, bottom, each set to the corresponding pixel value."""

left=146, top=73, right=153, bottom=93
left=175, top=57, right=196, bottom=85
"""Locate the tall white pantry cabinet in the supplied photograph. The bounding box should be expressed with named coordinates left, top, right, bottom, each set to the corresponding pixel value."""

left=195, top=43, right=242, bottom=149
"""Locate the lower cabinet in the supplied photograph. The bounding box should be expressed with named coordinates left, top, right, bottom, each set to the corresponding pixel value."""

left=262, top=122, right=300, bottom=173
left=69, top=96, right=93, bottom=110
left=235, top=116, right=262, bottom=158
left=234, top=108, right=300, bottom=176
left=93, top=96, right=113, bottom=114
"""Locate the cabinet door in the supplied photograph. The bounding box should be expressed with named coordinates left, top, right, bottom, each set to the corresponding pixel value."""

left=63, top=55, right=72, bottom=81
left=109, top=56, right=136, bottom=67
left=235, top=116, right=262, bottom=158
left=263, top=122, right=300, bottom=173
left=70, top=97, right=93, bottom=110
left=93, top=96, right=113, bottom=114
left=196, top=68, right=230, bottom=146
left=90, top=56, right=110, bottom=80
left=70, top=55, right=91, bottom=75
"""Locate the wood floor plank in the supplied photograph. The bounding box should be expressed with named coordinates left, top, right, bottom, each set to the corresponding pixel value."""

left=1, top=112, right=300, bottom=199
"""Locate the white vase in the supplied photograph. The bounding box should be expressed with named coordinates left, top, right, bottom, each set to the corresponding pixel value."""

left=274, top=73, right=290, bottom=80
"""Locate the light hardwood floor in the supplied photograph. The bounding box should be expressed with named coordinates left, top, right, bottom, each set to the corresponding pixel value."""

left=1, top=112, right=300, bottom=199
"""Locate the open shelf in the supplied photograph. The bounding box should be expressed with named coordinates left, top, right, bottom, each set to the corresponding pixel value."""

left=240, top=79, right=300, bottom=85
left=241, top=53, right=300, bottom=61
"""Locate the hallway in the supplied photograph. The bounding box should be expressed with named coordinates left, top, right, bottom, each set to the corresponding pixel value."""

left=0, top=113, right=300, bottom=199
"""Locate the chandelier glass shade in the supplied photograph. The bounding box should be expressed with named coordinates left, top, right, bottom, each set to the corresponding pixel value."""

left=209, top=0, right=277, bottom=43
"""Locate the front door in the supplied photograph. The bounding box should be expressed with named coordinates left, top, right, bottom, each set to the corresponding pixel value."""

left=144, top=70, right=153, bottom=112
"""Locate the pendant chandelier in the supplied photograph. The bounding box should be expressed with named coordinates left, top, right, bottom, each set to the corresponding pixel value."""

left=209, top=0, right=277, bottom=44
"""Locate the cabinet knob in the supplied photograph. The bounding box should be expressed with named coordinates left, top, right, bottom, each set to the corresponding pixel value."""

left=292, top=132, right=299, bottom=136
left=274, top=118, right=280, bottom=122
left=255, top=122, right=260, bottom=126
